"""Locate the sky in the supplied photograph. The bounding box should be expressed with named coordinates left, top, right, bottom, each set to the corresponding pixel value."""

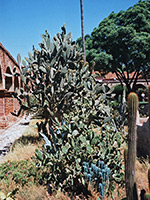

left=0, top=0, right=139, bottom=60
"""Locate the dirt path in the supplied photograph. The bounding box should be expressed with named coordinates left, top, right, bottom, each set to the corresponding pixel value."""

left=0, top=115, right=31, bottom=160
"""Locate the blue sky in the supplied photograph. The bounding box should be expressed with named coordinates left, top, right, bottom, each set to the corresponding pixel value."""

left=0, top=0, right=139, bottom=60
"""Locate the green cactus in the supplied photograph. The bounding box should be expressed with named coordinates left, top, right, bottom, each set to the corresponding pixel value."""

left=126, top=92, right=139, bottom=200
left=124, top=147, right=138, bottom=200
left=124, top=146, right=128, bottom=191
left=6, top=25, right=126, bottom=197
left=8, top=25, right=87, bottom=120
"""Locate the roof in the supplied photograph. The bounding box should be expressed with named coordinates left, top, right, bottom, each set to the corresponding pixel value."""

left=92, top=70, right=137, bottom=81
left=103, top=72, right=136, bottom=80
left=92, top=70, right=150, bottom=84
left=0, top=43, right=19, bottom=68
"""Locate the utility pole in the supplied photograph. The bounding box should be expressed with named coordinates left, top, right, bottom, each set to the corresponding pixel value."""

left=80, top=0, right=86, bottom=63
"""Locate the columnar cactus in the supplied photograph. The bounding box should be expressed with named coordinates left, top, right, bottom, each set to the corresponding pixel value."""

left=126, top=92, right=139, bottom=200
left=124, top=146, right=128, bottom=191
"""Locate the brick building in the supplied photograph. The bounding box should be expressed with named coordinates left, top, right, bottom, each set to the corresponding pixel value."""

left=93, top=70, right=149, bottom=89
left=0, top=43, right=20, bottom=129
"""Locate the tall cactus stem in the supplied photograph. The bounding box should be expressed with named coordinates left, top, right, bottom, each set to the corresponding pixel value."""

left=126, top=92, right=139, bottom=200
left=124, top=146, right=128, bottom=191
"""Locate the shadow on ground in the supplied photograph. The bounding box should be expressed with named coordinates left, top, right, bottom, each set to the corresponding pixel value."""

left=19, top=122, right=30, bottom=126
left=11, top=135, right=42, bottom=150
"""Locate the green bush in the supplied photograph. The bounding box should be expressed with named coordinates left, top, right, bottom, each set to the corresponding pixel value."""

left=0, top=160, right=37, bottom=187
left=112, top=84, right=128, bottom=99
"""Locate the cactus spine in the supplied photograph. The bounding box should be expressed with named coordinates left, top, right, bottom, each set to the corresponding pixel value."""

left=126, top=92, right=138, bottom=200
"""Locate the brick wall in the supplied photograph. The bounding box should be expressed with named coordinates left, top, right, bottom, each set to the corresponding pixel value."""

left=13, top=98, right=20, bottom=113
left=5, top=96, right=14, bottom=115
left=0, top=90, right=21, bottom=131
left=0, top=43, right=21, bottom=131
left=0, top=97, right=4, bottom=117
left=0, top=118, right=8, bottom=129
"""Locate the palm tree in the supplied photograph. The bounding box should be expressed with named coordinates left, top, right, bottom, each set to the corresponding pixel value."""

left=80, top=0, right=86, bottom=63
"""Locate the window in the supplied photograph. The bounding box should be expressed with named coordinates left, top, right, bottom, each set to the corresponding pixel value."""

left=5, top=67, right=12, bottom=91
left=14, top=76, right=19, bottom=91
left=0, top=66, right=2, bottom=88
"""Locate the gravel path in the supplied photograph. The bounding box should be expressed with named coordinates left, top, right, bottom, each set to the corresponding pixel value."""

left=0, top=115, right=31, bottom=160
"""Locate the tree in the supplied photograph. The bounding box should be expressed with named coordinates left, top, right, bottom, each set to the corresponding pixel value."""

left=80, top=0, right=86, bottom=63
left=80, top=0, right=150, bottom=92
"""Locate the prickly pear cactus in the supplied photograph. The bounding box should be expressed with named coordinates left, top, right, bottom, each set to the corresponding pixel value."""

left=10, top=25, right=90, bottom=120
left=7, top=25, right=126, bottom=198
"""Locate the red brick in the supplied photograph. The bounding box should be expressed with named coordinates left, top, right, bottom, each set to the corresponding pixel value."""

left=0, top=43, right=21, bottom=129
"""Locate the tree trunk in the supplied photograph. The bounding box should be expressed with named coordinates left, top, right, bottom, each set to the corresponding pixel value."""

left=80, top=0, right=86, bottom=63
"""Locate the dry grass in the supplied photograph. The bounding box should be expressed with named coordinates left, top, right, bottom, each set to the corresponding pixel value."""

left=136, top=158, right=150, bottom=196
left=1, top=144, right=37, bottom=163
left=0, top=118, right=150, bottom=200
left=0, top=118, right=43, bottom=164
left=109, top=158, right=150, bottom=200
left=15, top=185, right=49, bottom=200
left=48, top=192, right=71, bottom=200
left=0, top=180, right=50, bottom=200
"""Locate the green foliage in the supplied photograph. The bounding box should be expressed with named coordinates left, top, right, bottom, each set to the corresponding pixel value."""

left=0, top=160, right=37, bottom=187
left=111, top=85, right=128, bottom=129
left=9, top=25, right=126, bottom=198
left=77, top=0, right=150, bottom=92
left=113, top=85, right=128, bottom=97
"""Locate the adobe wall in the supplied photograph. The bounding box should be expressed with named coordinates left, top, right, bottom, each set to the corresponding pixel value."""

left=0, top=43, right=21, bottom=130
